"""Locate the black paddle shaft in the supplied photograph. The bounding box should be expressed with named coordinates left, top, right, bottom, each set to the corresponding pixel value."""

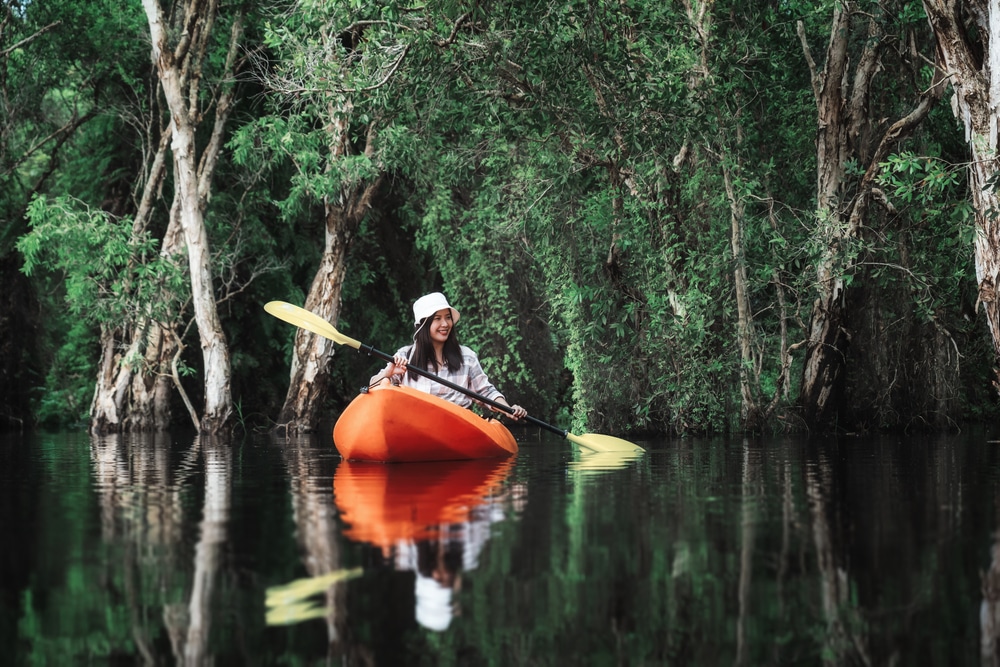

left=357, top=344, right=568, bottom=438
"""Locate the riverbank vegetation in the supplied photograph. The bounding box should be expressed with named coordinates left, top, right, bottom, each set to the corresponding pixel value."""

left=2, top=0, right=999, bottom=436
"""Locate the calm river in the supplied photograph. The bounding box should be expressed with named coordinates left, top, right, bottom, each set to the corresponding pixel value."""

left=3, top=428, right=1000, bottom=665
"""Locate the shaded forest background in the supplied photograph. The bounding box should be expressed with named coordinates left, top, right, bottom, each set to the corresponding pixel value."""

left=2, top=0, right=998, bottom=437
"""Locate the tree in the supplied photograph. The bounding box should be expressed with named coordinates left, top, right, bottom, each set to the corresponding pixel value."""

left=796, top=0, right=944, bottom=427
left=2, top=0, right=146, bottom=429
left=923, top=0, right=1000, bottom=399
left=140, top=0, right=246, bottom=433
left=245, top=2, right=402, bottom=433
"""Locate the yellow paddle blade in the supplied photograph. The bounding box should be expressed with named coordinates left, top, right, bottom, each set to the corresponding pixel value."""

left=264, top=301, right=362, bottom=350
left=265, top=567, right=364, bottom=626
left=566, top=432, right=644, bottom=453
left=266, top=567, right=364, bottom=606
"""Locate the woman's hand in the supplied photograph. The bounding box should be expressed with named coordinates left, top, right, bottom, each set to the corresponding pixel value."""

left=388, top=355, right=408, bottom=380
left=375, top=355, right=408, bottom=386
left=491, top=400, right=526, bottom=420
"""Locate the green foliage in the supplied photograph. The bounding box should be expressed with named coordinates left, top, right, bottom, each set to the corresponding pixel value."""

left=5, top=0, right=997, bottom=433
left=32, top=319, right=97, bottom=427
left=18, top=196, right=184, bottom=325
left=880, top=152, right=963, bottom=204
left=0, top=0, right=149, bottom=242
left=15, top=196, right=189, bottom=426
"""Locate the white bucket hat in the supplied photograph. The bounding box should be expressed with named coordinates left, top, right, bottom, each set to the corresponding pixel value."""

left=412, top=292, right=460, bottom=327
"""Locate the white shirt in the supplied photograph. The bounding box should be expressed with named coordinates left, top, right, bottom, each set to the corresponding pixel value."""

left=393, top=344, right=505, bottom=408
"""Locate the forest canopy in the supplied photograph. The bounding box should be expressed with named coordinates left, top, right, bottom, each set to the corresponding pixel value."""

left=2, top=0, right=998, bottom=436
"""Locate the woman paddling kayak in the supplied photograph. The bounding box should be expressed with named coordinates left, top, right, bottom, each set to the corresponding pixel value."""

left=369, top=292, right=527, bottom=421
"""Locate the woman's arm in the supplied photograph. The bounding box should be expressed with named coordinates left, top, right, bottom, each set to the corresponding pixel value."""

left=490, top=395, right=527, bottom=420
left=369, top=353, right=409, bottom=387
left=463, top=347, right=527, bottom=420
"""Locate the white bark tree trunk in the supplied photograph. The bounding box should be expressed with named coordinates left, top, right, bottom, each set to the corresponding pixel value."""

left=89, top=129, right=172, bottom=434
left=142, top=0, right=242, bottom=433
left=724, top=167, right=758, bottom=424
left=923, top=0, right=1000, bottom=394
left=129, top=206, right=187, bottom=431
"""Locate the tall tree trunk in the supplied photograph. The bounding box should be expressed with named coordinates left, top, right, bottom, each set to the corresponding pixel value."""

left=724, top=166, right=759, bottom=425
left=91, top=322, right=149, bottom=434
left=797, top=4, right=866, bottom=428
left=128, top=220, right=187, bottom=431
left=275, top=120, right=384, bottom=434
left=90, top=128, right=174, bottom=434
left=129, top=130, right=182, bottom=431
left=684, top=0, right=769, bottom=428
left=142, top=0, right=244, bottom=433
left=127, top=321, right=175, bottom=428
left=923, top=0, right=1000, bottom=395
left=797, top=4, right=942, bottom=427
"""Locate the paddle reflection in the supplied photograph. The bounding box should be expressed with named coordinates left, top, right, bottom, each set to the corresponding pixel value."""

left=267, top=435, right=351, bottom=643
left=568, top=447, right=644, bottom=474
left=333, top=458, right=520, bottom=631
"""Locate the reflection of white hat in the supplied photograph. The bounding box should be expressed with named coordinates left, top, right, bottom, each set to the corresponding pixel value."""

left=415, top=574, right=453, bottom=632
left=412, top=293, right=460, bottom=327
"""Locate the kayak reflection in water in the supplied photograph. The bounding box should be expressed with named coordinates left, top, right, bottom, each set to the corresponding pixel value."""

left=333, top=458, right=524, bottom=632
left=368, top=292, right=527, bottom=420
left=389, top=481, right=526, bottom=632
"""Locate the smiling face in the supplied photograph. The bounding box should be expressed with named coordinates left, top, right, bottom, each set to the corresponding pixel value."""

left=427, top=308, right=454, bottom=346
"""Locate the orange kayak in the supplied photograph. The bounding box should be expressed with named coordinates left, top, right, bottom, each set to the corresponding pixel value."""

left=332, top=385, right=519, bottom=462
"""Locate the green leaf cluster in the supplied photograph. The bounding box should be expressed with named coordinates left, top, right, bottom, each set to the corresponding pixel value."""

left=5, top=0, right=996, bottom=433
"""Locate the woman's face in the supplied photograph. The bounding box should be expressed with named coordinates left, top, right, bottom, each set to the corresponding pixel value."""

left=428, top=308, right=453, bottom=345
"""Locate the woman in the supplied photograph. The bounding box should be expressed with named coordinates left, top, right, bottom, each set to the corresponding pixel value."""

left=370, top=292, right=527, bottom=420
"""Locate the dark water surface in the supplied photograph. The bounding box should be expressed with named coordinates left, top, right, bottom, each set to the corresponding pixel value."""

left=3, top=428, right=1000, bottom=665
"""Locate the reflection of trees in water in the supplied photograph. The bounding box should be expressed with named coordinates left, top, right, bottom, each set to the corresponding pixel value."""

left=734, top=440, right=761, bottom=667
left=89, top=433, right=232, bottom=666
left=805, top=448, right=872, bottom=666
left=91, top=433, right=188, bottom=662
left=175, top=436, right=231, bottom=665
left=982, top=534, right=1000, bottom=663
left=91, top=432, right=188, bottom=549
left=278, top=435, right=355, bottom=662
left=982, top=475, right=1000, bottom=664
left=483, top=439, right=972, bottom=665
left=797, top=438, right=983, bottom=666
left=79, top=433, right=997, bottom=663
left=797, top=439, right=974, bottom=666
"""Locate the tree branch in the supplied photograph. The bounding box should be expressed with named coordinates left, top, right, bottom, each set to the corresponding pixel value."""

left=797, top=20, right=822, bottom=103
left=0, top=20, right=61, bottom=59
left=342, top=44, right=410, bottom=93
left=197, top=8, right=244, bottom=203
left=433, top=12, right=470, bottom=47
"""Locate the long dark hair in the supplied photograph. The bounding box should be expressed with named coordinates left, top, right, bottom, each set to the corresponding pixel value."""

left=409, top=318, right=463, bottom=381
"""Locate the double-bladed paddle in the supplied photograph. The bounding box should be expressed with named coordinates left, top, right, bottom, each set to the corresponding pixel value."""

left=264, top=300, right=644, bottom=454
